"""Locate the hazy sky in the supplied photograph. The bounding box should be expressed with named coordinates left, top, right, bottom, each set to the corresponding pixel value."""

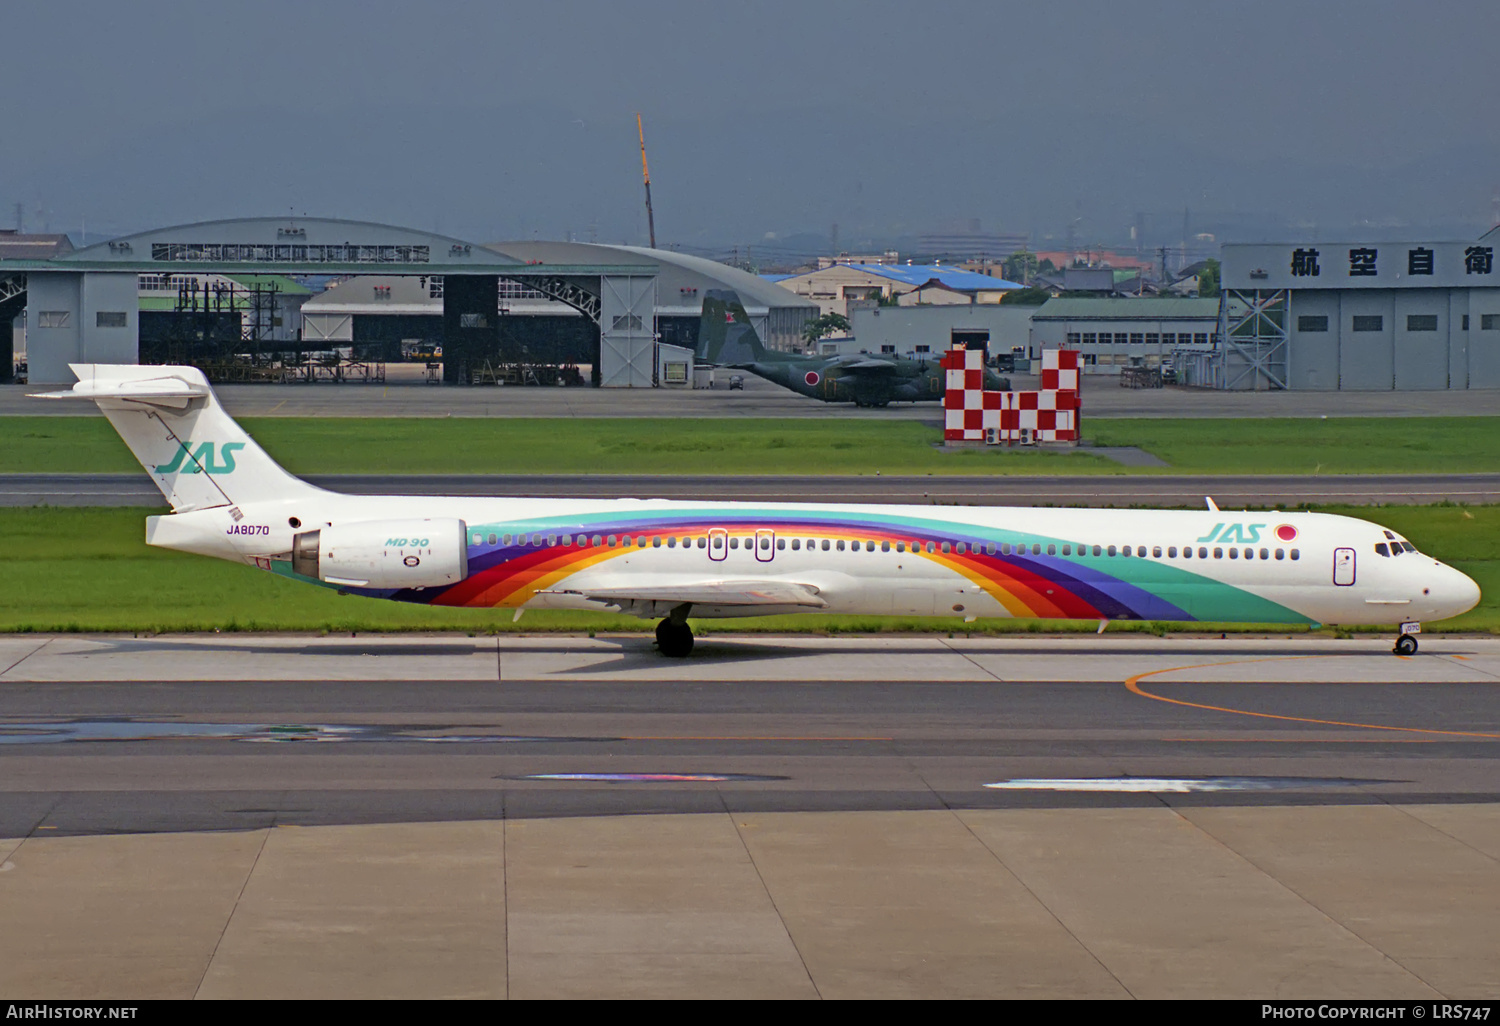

left=3, top=0, right=1496, bottom=251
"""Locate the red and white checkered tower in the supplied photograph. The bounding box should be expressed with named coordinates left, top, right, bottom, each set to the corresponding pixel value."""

left=943, top=348, right=1080, bottom=444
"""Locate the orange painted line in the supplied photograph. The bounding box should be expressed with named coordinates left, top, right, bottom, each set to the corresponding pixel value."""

left=1162, top=737, right=1444, bottom=744
left=620, top=735, right=894, bottom=741
left=1453, top=655, right=1471, bottom=661
left=1125, top=659, right=1500, bottom=739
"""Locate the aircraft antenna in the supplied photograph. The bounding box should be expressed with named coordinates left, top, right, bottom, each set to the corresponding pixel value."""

left=636, top=113, right=657, bottom=249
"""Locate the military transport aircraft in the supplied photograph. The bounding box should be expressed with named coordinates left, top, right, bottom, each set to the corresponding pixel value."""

left=695, top=290, right=1010, bottom=406
left=37, top=365, right=1477, bottom=658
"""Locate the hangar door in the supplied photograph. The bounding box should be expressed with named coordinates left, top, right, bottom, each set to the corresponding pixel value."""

left=599, top=275, right=656, bottom=387
left=302, top=313, right=353, bottom=343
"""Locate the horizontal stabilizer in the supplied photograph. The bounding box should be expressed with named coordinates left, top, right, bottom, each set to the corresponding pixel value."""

left=31, top=373, right=210, bottom=408
left=543, top=580, right=827, bottom=609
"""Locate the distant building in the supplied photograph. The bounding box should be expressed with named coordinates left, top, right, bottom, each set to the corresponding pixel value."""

left=845, top=304, right=1038, bottom=362
left=1027, top=297, right=1221, bottom=374
left=770, top=263, right=1022, bottom=318
left=1220, top=239, right=1500, bottom=390
left=915, top=224, right=1028, bottom=263
left=816, top=252, right=899, bottom=269
left=0, top=231, right=74, bottom=260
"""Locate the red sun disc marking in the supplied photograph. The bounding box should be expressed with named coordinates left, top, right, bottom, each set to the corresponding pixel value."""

left=805, top=371, right=820, bottom=386
left=1275, top=524, right=1298, bottom=542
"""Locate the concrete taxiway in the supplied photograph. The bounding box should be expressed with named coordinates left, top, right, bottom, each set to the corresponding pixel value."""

left=1, top=633, right=1498, bottom=998
left=7, top=374, right=1500, bottom=419
left=7, top=470, right=1500, bottom=507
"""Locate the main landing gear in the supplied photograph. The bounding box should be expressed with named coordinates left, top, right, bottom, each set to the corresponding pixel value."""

left=655, top=603, right=694, bottom=658
left=1394, top=623, right=1420, bottom=656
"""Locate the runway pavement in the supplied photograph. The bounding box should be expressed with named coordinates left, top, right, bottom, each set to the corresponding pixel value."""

left=7, top=470, right=1500, bottom=506
left=1, top=633, right=1498, bottom=998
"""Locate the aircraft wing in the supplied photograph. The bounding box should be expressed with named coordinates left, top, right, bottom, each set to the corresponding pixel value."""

left=833, top=358, right=900, bottom=374
left=540, top=580, right=828, bottom=609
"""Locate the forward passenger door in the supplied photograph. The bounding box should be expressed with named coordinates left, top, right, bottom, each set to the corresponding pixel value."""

left=1333, top=547, right=1356, bottom=587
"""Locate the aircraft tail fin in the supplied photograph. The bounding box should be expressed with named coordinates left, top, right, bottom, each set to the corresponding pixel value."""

left=696, top=290, right=768, bottom=365
left=32, top=364, right=320, bottom=512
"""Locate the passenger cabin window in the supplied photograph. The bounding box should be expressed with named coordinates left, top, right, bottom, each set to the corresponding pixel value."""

left=822, top=539, right=831, bottom=551
left=1290, top=549, right=1300, bottom=560
left=1107, top=545, right=1117, bottom=557
left=1168, top=547, right=1177, bottom=557
left=1275, top=548, right=1284, bottom=559
left=882, top=541, right=891, bottom=552
left=1214, top=547, right=1224, bottom=559
left=1198, top=547, right=1208, bottom=558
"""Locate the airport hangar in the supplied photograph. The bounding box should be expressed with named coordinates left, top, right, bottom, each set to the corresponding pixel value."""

left=300, top=240, right=817, bottom=384
left=1218, top=236, right=1500, bottom=390
left=0, top=217, right=817, bottom=386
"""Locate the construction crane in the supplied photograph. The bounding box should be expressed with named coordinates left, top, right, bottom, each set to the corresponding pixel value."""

left=636, top=113, right=656, bottom=249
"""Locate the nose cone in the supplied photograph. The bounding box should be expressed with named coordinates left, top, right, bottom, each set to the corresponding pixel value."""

left=1431, top=563, right=1481, bottom=621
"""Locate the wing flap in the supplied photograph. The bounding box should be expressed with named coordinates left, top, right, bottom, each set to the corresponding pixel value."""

left=542, top=580, right=827, bottom=608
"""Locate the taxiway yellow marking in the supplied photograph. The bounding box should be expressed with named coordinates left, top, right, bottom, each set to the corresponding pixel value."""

left=1125, top=659, right=1500, bottom=739
left=620, top=735, right=893, bottom=741
left=1163, top=737, right=1441, bottom=744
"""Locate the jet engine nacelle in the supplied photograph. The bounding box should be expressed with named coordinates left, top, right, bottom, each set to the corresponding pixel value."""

left=291, top=518, right=469, bottom=589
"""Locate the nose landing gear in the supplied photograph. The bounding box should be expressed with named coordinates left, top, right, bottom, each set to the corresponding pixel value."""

left=1394, top=622, right=1420, bottom=656
left=655, top=603, right=694, bottom=658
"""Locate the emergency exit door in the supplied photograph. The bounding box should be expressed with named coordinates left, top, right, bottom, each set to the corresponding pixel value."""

left=755, top=528, right=776, bottom=562
left=1333, top=547, right=1356, bottom=586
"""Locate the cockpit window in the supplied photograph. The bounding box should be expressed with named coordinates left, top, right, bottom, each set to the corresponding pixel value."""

left=1400, top=541, right=1416, bottom=553
left=1375, top=543, right=1390, bottom=556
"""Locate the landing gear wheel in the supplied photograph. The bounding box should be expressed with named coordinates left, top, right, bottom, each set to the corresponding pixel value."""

left=1394, top=634, right=1418, bottom=656
left=655, top=618, right=694, bottom=658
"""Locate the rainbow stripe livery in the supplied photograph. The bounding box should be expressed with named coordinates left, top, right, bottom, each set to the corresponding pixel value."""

left=37, top=364, right=1480, bottom=657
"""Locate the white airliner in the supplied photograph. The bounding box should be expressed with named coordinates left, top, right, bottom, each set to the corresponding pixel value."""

left=38, top=364, right=1479, bottom=657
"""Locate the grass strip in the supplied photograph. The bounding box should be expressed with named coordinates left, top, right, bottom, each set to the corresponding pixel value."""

left=9, top=415, right=1500, bottom=476
left=3, top=505, right=1495, bottom=635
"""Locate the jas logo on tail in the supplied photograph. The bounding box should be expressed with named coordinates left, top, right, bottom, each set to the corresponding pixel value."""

left=153, top=441, right=245, bottom=475
left=1196, top=522, right=1267, bottom=544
